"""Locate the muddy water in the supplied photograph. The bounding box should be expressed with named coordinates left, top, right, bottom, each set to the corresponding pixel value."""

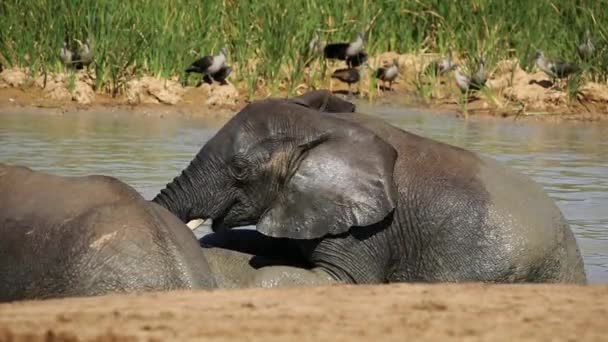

left=1, top=107, right=607, bottom=283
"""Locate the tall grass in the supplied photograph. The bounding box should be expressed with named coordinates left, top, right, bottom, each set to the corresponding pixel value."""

left=0, top=0, right=606, bottom=98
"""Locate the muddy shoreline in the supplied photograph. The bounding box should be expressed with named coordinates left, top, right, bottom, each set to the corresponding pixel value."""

left=0, top=283, right=606, bottom=341
left=2, top=53, right=607, bottom=122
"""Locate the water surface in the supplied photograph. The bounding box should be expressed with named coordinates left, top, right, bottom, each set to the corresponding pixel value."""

left=1, top=106, right=606, bottom=282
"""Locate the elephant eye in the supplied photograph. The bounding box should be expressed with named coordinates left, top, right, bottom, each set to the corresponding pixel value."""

left=231, top=155, right=250, bottom=181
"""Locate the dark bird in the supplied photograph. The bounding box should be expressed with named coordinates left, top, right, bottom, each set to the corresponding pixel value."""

left=324, top=32, right=365, bottom=67
left=202, top=65, right=232, bottom=85
left=470, top=56, right=487, bottom=90
left=534, top=51, right=579, bottom=80
left=186, top=48, right=227, bottom=77
left=331, top=67, right=360, bottom=96
left=375, top=58, right=399, bottom=90
left=424, top=45, right=454, bottom=76
left=578, top=30, right=595, bottom=61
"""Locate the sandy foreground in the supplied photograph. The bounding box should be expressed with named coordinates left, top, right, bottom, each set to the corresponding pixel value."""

left=0, top=283, right=606, bottom=341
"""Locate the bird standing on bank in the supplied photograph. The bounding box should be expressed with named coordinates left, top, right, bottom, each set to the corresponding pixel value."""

left=59, top=39, right=74, bottom=70
left=185, top=48, right=228, bottom=85
left=470, top=56, right=487, bottom=90
left=425, top=45, right=454, bottom=77
left=308, top=29, right=326, bottom=56
left=451, top=65, right=473, bottom=94
left=578, top=30, right=595, bottom=61
left=375, top=58, right=399, bottom=90
left=203, top=65, right=232, bottom=85
left=75, top=38, right=93, bottom=70
left=534, top=51, right=579, bottom=83
left=331, top=67, right=360, bottom=96
left=324, top=32, right=367, bottom=68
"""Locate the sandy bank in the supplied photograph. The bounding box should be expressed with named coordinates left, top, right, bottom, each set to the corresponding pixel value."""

left=0, top=283, right=606, bottom=341
left=1, top=52, right=608, bottom=122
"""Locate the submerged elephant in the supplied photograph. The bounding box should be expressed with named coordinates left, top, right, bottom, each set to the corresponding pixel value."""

left=0, top=163, right=326, bottom=302
left=154, top=90, right=587, bottom=285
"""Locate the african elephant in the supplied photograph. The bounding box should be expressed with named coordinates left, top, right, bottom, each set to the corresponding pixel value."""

left=154, top=90, right=587, bottom=286
left=0, top=163, right=327, bottom=302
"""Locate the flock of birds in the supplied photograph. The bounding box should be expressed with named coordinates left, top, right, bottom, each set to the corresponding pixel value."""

left=59, top=37, right=93, bottom=71
left=57, top=29, right=597, bottom=97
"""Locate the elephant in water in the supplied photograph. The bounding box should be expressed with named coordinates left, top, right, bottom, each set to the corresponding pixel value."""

left=154, top=90, right=587, bottom=286
left=0, top=163, right=327, bottom=302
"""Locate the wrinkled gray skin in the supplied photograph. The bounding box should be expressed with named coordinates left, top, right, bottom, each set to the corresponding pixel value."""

left=154, top=90, right=586, bottom=286
left=0, top=164, right=323, bottom=302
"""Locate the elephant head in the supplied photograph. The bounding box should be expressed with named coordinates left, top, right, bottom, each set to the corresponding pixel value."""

left=154, top=92, right=397, bottom=239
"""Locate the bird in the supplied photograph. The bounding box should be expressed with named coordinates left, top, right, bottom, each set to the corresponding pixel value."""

left=534, top=51, right=579, bottom=81
left=424, top=45, right=454, bottom=77
left=346, top=51, right=368, bottom=68
left=375, top=58, right=399, bottom=90
left=186, top=48, right=227, bottom=77
left=451, top=65, right=473, bottom=94
left=308, top=29, right=326, bottom=56
left=202, top=65, right=232, bottom=85
left=470, top=56, right=487, bottom=90
left=75, top=38, right=93, bottom=69
left=59, top=39, right=74, bottom=70
left=324, top=32, right=365, bottom=67
left=331, top=67, right=360, bottom=96
left=578, top=30, right=595, bottom=61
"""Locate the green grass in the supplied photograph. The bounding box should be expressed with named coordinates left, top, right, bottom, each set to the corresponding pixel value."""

left=0, top=0, right=607, bottom=99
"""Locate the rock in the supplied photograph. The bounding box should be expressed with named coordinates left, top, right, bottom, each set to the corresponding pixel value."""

left=579, top=83, right=608, bottom=103
left=127, top=76, right=184, bottom=105
left=0, top=68, right=28, bottom=88
left=202, top=83, right=239, bottom=106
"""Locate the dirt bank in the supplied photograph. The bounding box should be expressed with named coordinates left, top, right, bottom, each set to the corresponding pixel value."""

left=0, top=283, right=606, bottom=341
left=1, top=52, right=608, bottom=122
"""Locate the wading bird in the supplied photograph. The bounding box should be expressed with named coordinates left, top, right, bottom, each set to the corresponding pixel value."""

left=534, top=51, right=579, bottom=83
left=75, top=38, right=93, bottom=69
left=451, top=65, right=473, bottom=94
left=324, top=32, right=366, bottom=68
left=470, top=56, right=487, bottom=90
left=375, top=58, right=399, bottom=90
left=185, top=48, right=227, bottom=85
left=578, top=30, right=595, bottom=61
left=424, top=45, right=454, bottom=77
left=331, top=67, right=360, bottom=96
left=59, top=39, right=74, bottom=70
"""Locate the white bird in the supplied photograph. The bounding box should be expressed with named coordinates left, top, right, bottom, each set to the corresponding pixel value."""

left=186, top=47, right=227, bottom=77
left=324, top=32, right=367, bottom=67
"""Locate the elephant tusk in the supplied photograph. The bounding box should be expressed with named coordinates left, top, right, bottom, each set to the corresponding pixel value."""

left=186, top=218, right=206, bottom=231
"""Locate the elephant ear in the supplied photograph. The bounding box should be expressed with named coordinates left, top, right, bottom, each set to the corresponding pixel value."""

left=291, top=90, right=356, bottom=113
left=257, top=124, right=398, bottom=239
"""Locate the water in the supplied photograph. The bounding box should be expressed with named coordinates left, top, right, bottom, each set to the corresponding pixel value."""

left=1, top=107, right=607, bottom=283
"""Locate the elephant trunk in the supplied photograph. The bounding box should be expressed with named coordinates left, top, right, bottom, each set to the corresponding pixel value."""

left=153, top=167, right=203, bottom=223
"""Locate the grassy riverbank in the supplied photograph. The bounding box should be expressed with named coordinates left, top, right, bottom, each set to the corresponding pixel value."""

left=1, top=0, right=607, bottom=100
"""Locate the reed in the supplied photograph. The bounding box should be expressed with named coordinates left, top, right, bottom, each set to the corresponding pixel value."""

left=0, top=0, right=606, bottom=98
